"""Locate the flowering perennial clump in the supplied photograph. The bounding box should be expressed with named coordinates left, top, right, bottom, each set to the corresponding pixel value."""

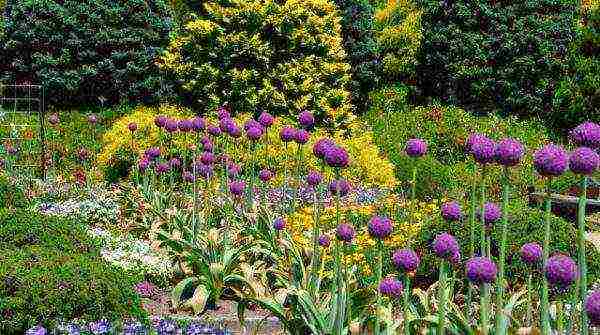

left=570, top=121, right=600, bottom=148
left=440, top=201, right=461, bottom=221
left=544, top=254, right=578, bottom=288
left=494, top=138, right=525, bottom=166
left=520, top=242, right=543, bottom=265
left=465, top=257, right=497, bottom=285
left=433, top=233, right=459, bottom=260
left=368, top=216, right=394, bottom=239
left=392, top=249, right=420, bottom=273
left=569, top=147, right=600, bottom=175
left=405, top=138, right=427, bottom=157
left=379, top=277, right=403, bottom=298
left=336, top=223, right=355, bottom=243
left=533, top=144, right=568, bottom=177
left=468, top=134, right=496, bottom=164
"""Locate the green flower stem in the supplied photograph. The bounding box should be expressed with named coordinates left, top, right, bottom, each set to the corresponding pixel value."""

left=526, top=271, right=533, bottom=326
left=556, top=301, right=564, bottom=333
left=192, top=136, right=199, bottom=244
left=437, top=260, right=447, bottom=335
left=540, top=181, right=552, bottom=335
left=578, top=176, right=589, bottom=335
left=480, top=167, right=487, bottom=256
left=333, top=168, right=345, bottom=335
left=403, top=275, right=411, bottom=335
left=375, top=241, right=383, bottom=335
left=495, top=168, right=510, bottom=334
left=467, top=162, right=477, bottom=320
left=309, top=185, right=321, bottom=297
left=481, top=284, right=490, bottom=335
left=411, top=163, right=417, bottom=203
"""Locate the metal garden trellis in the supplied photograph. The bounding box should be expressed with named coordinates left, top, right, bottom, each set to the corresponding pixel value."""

left=0, top=84, right=46, bottom=179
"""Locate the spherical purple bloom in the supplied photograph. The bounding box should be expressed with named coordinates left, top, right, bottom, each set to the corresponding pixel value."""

left=194, top=163, right=213, bottom=179
left=229, top=181, right=246, bottom=196
left=200, top=152, right=215, bottom=165
left=494, top=138, right=525, bottom=167
left=273, top=217, right=286, bottom=231
left=169, top=157, right=181, bottom=169
left=48, top=113, right=60, bottom=125
left=228, top=124, right=242, bottom=138
left=318, top=234, right=330, bottom=247
left=477, top=202, right=502, bottom=225
left=569, top=147, right=600, bottom=175
left=244, top=119, right=262, bottom=131
left=258, top=112, right=275, bottom=127
left=89, top=320, right=111, bottom=334
left=246, top=126, right=263, bottom=141
left=465, top=257, right=497, bottom=285
left=368, top=216, right=394, bottom=239
left=145, top=147, right=161, bottom=160
left=466, top=133, right=486, bottom=153
left=433, top=233, right=459, bottom=260
left=306, top=170, right=322, bottom=187
left=570, top=121, right=600, bottom=148
left=128, top=122, right=138, bottom=132
left=219, top=118, right=234, bottom=133
left=155, top=115, right=167, bottom=128
left=294, top=129, right=310, bottom=144
left=26, top=326, right=47, bottom=335
left=280, top=127, right=297, bottom=142
left=201, top=137, right=213, bottom=152
left=405, top=138, right=427, bottom=157
left=227, top=163, right=241, bottom=178
left=208, top=125, right=222, bottom=137
left=298, top=110, right=315, bottom=128
left=441, top=201, right=462, bottom=221
left=313, top=138, right=335, bottom=159
left=217, top=106, right=230, bottom=120
left=138, top=159, right=150, bottom=173
left=178, top=119, right=193, bottom=132
left=585, top=290, right=600, bottom=327
left=165, top=118, right=178, bottom=133
left=183, top=171, right=195, bottom=183
left=520, top=242, right=543, bottom=265
left=533, top=144, right=568, bottom=177
left=379, top=277, right=403, bottom=298
left=259, top=169, right=273, bottom=182
left=544, top=254, right=578, bottom=288
left=329, top=179, right=351, bottom=196
left=392, top=249, right=420, bottom=273
left=88, top=113, right=98, bottom=125
left=324, top=145, right=350, bottom=168
left=192, top=116, right=206, bottom=132
left=336, top=223, right=355, bottom=243
left=155, top=162, right=170, bottom=175
left=470, top=134, right=496, bottom=164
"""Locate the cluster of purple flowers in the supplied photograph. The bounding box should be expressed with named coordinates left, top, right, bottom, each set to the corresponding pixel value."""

left=465, top=256, right=497, bottom=285
left=433, top=233, right=460, bottom=261
left=368, top=216, right=394, bottom=239
left=379, top=277, right=403, bottom=298
left=477, top=202, right=502, bottom=226
left=520, top=242, right=543, bottom=265
left=27, top=319, right=232, bottom=335
left=440, top=201, right=462, bottom=222
left=336, top=223, right=355, bottom=243
left=392, top=248, right=420, bottom=273
left=544, top=254, right=578, bottom=288
left=586, top=290, right=600, bottom=327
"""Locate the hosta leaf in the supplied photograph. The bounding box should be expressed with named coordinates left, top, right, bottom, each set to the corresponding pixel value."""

left=184, top=284, right=209, bottom=315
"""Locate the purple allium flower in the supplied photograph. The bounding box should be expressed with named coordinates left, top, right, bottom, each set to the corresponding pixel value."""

left=259, top=169, right=273, bottom=182
left=128, top=122, right=138, bottom=132
left=145, top=147, right=161, bottom=160
left=138, top=159, right=150, bottom=172
left=219, top=118, right=234, bottom=133
left=48, top=113, right=60, bottom=126
left=244, top=119, right=261, bottom=131
left=441, top=201, right=462, bottom=221
left=450, top=249, right=461, bottom=265
left=178, top=119, right=193, bottom=132
left=192, top=116, right=206, bottom=132
left=165, top=118, right=178, bottom=133
left=228, top=124, right=242, bottom=138
left=155, top=162, right=170, bottom=175
left=570, top=121, right=600, bottom=148
left=200, top=152, right=215, bottom=165
left=64, top=323, right=81, bottom=335
left=494, top=138, right=525, bottom=167
left=227, top=163, right=241, bottom=178
left=324, top=145, right=350, bottom=168
left=368, top=216, right=394, bottom=239
left=336, top=223, right=355, bottom=242
left=134, top=280, right=157, bottom=298
left=470, top=134, right=496, bottom=164
left=217, top=106, right=230, bottom=120
left=520, top=242, right=543, bottom=265
left=89, top=320, right=111, bottom=335
left=465, top=257, right=497, bottom=285
left=194, top=163, right=213, bottom=179
left=378, top=277, right=403, bottom=298
left=544, top=254, right=578, bottom=288
left=313, top=138, right=335, bottom=159
left=155, top=318, right=178, bottom=335
left=229, top=181, right=246, bottom=196
left=169, top=157, right=181, bottom=169
left=183, top=170, right=195, bottom=183
left=155, top=115, right=167, bottom=128
left=246, top=126, right=263, bottom=141
left=585, top=290, right=600, bottom=327
left=329, top=179, right=351, bottom=196
left=306, top=170, right=323, bottom=187
left=88, top=113, right=98, bottom=125
left=202, top=138, right=213, bottom=152
left=405, top=138, right=427, bottom=157
left=433, top=233, right=459, bottom=260
left=294, top=129, right=310, bottom=144
left=208, top=125, right=222, bottom=137
left=534, top=144, right=568, bottom=177
left=298, top=110, right=315, bottom=128
left=258, top=112, right=275, bottom=127
left=477, top=202, right=502, bottom=225
left=26, top=326, right=47, bottom=335
left=466, top=133, right=486, bottom=153
left=280, top=127, right=297, bottom=142
left=392, top=249, right=420, bottom=273
left=318, top=234, right=330, bottom=247
left=273, top=217, right=286, bottom=231
left=569, top=147, right=600, bottom=175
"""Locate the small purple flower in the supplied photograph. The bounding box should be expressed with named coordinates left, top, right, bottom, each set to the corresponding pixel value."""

left=134, top=280, right=157, bottom=298
left=294, top=129, right=310, bottom=145
left=246, top=126, right=263, bottom=141
left=466, top=133, right=486, bottom=153
left=280, top=127, right=297, bottom=142
left=465, top=257, right=497, bottom=285
left=229, top=181, right=246, bottom=196
left=26, top=326, right=47, bottom=335
left=259, top=169, right=273, bottom=182
left=306, top=170, right=322, bottom=187
left=89, top=319, right=111, bottom=335
left=155, top=115, right=167, bottom=128
left=219, top=118, right=234, bottom=133
left=273, top=217, right=286, bottom=231
left=324, top=145, right=350, bottom=168
left=123, top=321, right=147, bottom=335
left=258, top=112, right=275, bottom=127
left=544, top=254, right=578, bottom=288
left=186, top=323, right=217, bottom=335
left=183, top=170, right=195, bottom=183
left=178, top=119, right=193, bottom=132
left=227, top=163, right=241, bottom=178
left=569, top=147, right=599, bottom=175
left=48, top=113, right=60, bottom=126
left=201, top=137, right=213, bottom=152
left=208, top=125, right=222, bottom=137
left=200, top=152, right=215, bottom=165
left=570, top=121, right=600, bottom=148
left=228, top=124, right=242, bottom=138
left=155, top=162, right=170, bottom=175
left=128, top=122, right=138, bottom=132
left=244, top=119, right=262, bottom=131
left=336, top=223, right=355, bottom=242
left=585, top=290, right=600, bottom=327
left=441, top=201, right=462, bottom=221
left=169, top=157, right=181, bottom=169
left=145, top=147, right=161, bottom=160
left=138, top=159, right=150, bottom=172
left=217, top=106, right=230, bottom=120
left=88, top=113, right=98, bottom=125
left=192, top=116, right=206, bottom=132
left=433, top=233, right=459, bottom=260
left=379, top=277, right=403, bottom=298
left=494, top=138, right=525, bottom=167
left=520, top=242, right=543, bottom=265
left=165, top=118, right=178, bottom=133
left=534, top=144, right=568, bottom=177
left=318, top=234, right=330, bottom=247
left=313, top=138, right=335, bottom=159
left=392, top=249, right=420, bottom=273
left=298, top=110, right=315, bottom=128
left=470, top=134, right=496, bottom=164
left=329, top=179, right=351, bottom=196
left=155, top=318, right=178, bottom=335
left=64, top=323, right=81, bottom=335
left=405, top=138, right=427, bottom=157
left=194, top=163, right=213, bottom=179
left=477, top=202, right=502, bottom=225
left=368, top=216, right=394, bottom=239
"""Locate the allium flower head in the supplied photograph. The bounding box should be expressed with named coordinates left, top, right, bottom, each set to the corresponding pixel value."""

left=246, top=126, right=263, bottom=141
left=258, top=112, right=274, bottom=127
left=229, top=180, right=246, bottom=196
left=313, top=138, right=335, bottom=159
left=298, top=110, right=315, bottom=128
left=585, top=290, right=600, bottom=327
left=433, top=233, right=459, bottom=260
left=48, top=113, right=60, bottom=125
left=379, top=277, right=403, bottom=298
left=329, top=179, right=351, bottom=196
left=169, top=157, right=181, bottom=169
left=569, top=147, right=599, bottom=175
left=155, top=163, right=170, bottom=175
left=183, top=171, right=195, bottom=183
left=470, top=134, right=496, bottom=164
left=178, top=119, right=193, bottom=132
left=145, top=147, right=161, bottom=160
left=201, top=137, right=213, bottom=152
left=244, top=119, right=262, bottom=131
left=318, top=234, right=330, bottom=247
left=219, top=118, right=234, bottom=133
left=570, top=121, right=600, bottom=148
left=368, top=216, right=394, bottom=239
left=520, top=242, right=543, bottom=265
left=336, top=223, right=355, bottom=242
left=534, top=144, right=568, bottom=177
left=208, top=125, right=222, bottom=137
left=259, top=169, right=273, bottom=182
left=280, top=127, right=297, bottom=142
left=441, top=201, right=462, bottom=221
left=194, top=163, right=213, bottom=179
left=227, top=163, right=241, bottom=178
left=273, top=217, right=286, bottom=231
left=405, top=138, right=427, bottom=157
left=227, top=124, right=242, bottom=138
left=392, top=249, right=420, bottom=273
left=128, top=122, right=138, bottom=132
left=477, top=202, right=502, bottom=225
left=165, top=118, right=178, bottom=133
left=154, top=115, right=167, bottom=128
left=192, top=117, right=206, bottom=132
left=494, top=138, right=525, bottom=167
left=294, top=129, right=310, bottom=144
left=138, top=159, right=150, bottom=173
left=324, top=145, right=350, bottom=168
left=306, top=170, right=322, bottom=187
left=465, top=257, right=497, bottom=285
left=217, top=106, right=230, bottom=120
left=26, top=326, right=47, bottom=335
left=544, top=254, right=578, bottom=288
left=88, top=113, right=98, bottom=125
